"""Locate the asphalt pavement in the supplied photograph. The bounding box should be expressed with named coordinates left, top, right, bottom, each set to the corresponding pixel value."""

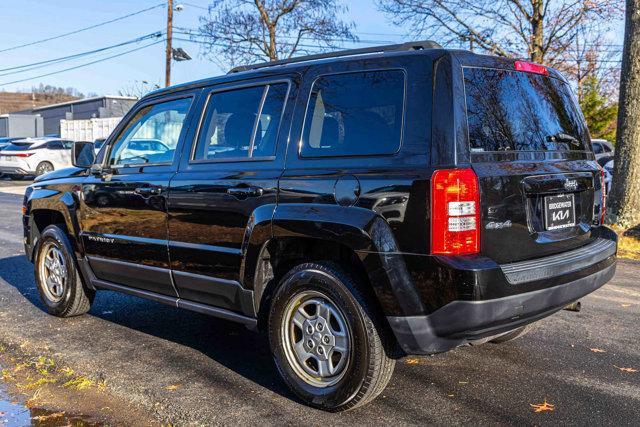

left=0, top=179, right=638, bottom=425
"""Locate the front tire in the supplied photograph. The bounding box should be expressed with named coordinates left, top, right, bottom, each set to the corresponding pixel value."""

left=34, top=225, right=94, bottom=317
left=268, top=262, right=395, bottom=411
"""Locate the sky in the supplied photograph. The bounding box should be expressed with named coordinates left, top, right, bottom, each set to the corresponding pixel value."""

left=0, top=0, right=625, bottom=97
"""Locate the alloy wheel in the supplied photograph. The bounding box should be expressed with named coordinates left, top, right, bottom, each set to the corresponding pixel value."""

left=38, top=242, right=67, bottom=302
left=281, top=290, right=352, bottom=388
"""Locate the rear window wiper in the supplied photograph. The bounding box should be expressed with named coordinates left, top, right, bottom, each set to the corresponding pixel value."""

left=546, top=132, right=580, bottom=146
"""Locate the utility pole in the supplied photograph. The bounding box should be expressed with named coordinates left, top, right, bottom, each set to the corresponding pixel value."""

left=165, top=0, right=173, bottom=87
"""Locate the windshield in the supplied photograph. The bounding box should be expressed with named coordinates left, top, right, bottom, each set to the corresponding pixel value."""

left=463, top=67, right=589, bottom=152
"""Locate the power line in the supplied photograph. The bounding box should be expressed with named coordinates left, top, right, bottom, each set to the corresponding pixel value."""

left=176, top=33, right=622, bottom=59
left=173, top=36, right=322, bottom=50
left=0, top=32, right=164, bottom=76
left=0, top=39, right=165, bottom=86
left=174, top=28, right=623, bottom=52
left=0, top=3, right=166, bottom=53
left=181, top=2, right=210, bottom=11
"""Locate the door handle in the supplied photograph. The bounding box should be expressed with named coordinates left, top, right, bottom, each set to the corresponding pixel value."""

left=227, top=186, right=264, bottom=198
left=134, top=186, right=162, bottom=196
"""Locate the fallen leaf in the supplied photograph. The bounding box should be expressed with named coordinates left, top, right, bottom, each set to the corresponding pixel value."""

left=614, top=366, right=637, bottom=373
left=621, top=304, right=631, bottom=308
left=458, top=381, right=468, bottom=384
left=60, top=367, right=74, bottom=377
left=165, top=384, right=181, bottom=391
left=590, top=348, right=606, bottom=353
left=405, top=358, right=421, bottom=365
left=530, top=398, right=555, bottom=413
left=32, top=412, right=65, bottom=422
left=447, top=394, right=454, bottom=397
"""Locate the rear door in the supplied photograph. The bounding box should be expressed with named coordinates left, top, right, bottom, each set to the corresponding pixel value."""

left=167, top=76, right=295, bottom=310
left=44, top=140, right=71, bottom=169
left=461, top=64, right=604, bottom=263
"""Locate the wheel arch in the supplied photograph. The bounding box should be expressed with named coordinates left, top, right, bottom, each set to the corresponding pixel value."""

left=243, top=204, right=426, bottom=335
left=27, top=188, right=82, bottom=261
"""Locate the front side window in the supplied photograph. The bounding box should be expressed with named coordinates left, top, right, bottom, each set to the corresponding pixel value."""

left=108, top=98, right=192, bottom=166
left=193, top=82, right=288, bottom=161
left=592, top=143, right=603, bottom=154
left=301, top=70, right=405, bottom=158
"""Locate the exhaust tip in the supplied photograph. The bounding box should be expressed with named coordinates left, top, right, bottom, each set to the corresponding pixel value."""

left=563, top=301, right=582, bottom=312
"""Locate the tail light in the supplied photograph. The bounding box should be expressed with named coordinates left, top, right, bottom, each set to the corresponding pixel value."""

left=514, top=60, right=549, bottom=76
left=4, top=153, right=34, bottom=158
left=596, top=163, right=606, bottom=224
left=431, top=168, right=481, bottom=255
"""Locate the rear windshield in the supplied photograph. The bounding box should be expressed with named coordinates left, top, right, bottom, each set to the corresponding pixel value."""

left=2, top=142, right=37, bottom=151
left=463, top=67, right=589, bottom=152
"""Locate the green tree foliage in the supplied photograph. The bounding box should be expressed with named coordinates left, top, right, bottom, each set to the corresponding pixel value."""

left=580, top=76, right=618, bottom=142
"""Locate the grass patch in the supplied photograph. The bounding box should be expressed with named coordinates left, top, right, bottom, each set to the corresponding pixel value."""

left=0, top=349, right=100, bottom=394
left=62, top=375, right=95, bottom=391
left=611, top=224, right=640, bottom=261
left=20, top=376, right=57, bottom=390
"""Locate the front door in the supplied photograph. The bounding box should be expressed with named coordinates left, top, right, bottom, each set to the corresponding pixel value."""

left=168, top=78, right=295, bottom=311
left=79, top=94, right=196, bottom=296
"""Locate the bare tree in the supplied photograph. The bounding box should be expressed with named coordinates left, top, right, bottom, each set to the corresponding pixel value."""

left=610, top=0, right=640, bottom=227
left=377, top=0, right=622, bottom=64
left=197, top=0, right=357, bottom=67
left=118, top=80, right=159, bottom=99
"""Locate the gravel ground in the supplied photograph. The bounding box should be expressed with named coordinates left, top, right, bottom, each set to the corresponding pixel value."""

left=0, top=182, right=638, bottom=425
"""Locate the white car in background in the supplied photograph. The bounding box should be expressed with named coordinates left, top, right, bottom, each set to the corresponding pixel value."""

left=592, top=138, right=614, bottom=162
left=0, top=137, right=74, bottom=179
left=603, top=158, right=614, bottom=194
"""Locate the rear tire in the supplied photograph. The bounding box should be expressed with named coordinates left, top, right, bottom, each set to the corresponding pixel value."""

left=34, top=225, right=94, bottom=317
left=268, top=261, right=395, bottom=411
left=490, top=324, right=533, bottom=344
left=35, top=161, right=54, bottom=176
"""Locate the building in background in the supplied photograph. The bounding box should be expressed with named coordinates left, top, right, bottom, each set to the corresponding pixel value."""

left=19, top=95, right=137, bottom=136
left=0, top=114, right=43, bottom=138
left=60, top=117, right=123, bottom=141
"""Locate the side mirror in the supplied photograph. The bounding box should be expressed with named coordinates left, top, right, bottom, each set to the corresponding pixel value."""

left=72, top=141, right=97, bottom=168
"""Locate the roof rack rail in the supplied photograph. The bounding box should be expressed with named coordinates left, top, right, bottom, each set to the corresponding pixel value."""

left=228, top=40, right=442, bottom=74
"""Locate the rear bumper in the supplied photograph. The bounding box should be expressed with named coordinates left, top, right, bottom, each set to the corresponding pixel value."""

left=0, top=165, right=31, bottom=175
left=388, top=234, right=617, bottom=355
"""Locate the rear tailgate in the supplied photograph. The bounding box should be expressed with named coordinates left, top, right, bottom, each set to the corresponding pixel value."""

left=462, top=64, right=605, bottom=264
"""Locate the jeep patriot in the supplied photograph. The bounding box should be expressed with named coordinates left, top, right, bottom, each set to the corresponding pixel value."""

left=22, top=41, right=616, bottom=411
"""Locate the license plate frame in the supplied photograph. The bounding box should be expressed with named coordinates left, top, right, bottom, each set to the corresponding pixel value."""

left=544, top=193, right=576, bottom=230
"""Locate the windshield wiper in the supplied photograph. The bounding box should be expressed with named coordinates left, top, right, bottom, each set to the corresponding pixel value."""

left=121, top=155, right=149, bottom=165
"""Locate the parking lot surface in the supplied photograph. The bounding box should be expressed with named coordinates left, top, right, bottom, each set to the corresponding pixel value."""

left=0, top=182, right=638, bottom=425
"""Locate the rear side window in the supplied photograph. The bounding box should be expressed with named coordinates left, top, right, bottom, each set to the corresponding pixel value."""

left=193, top=82, right=288, bottom=161
left=301, top=70, right=405, bottom=158
left=464, top=68, right=589, bottom=152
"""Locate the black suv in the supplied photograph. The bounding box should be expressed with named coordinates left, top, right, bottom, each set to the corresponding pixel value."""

left=22, top=41, right=617, bottom=411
